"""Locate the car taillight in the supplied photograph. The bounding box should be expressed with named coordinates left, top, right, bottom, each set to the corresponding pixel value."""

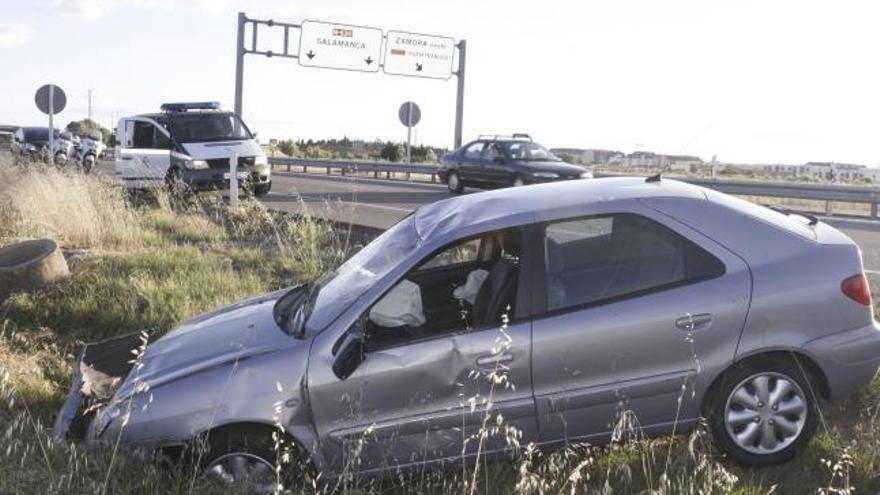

left=841, top=273, right=872, bottom=306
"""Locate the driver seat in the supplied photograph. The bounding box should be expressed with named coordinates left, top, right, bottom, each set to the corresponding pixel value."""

left=472, top=255, right=518, bottom=327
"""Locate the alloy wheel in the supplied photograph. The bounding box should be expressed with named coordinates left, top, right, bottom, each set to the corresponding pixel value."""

left=203, top=452, right=278, bottom=493
left=724, top=372, right=808, bottom=455
left=448, top=172, right=460, bottom=192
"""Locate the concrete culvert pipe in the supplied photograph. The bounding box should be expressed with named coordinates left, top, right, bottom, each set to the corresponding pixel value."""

left=0, top=239, right=69, bottom=302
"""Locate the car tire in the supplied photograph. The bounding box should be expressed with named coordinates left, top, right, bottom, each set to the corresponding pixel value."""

left=200, top=425, right=312, bottom=493
left=83, top=155, right=95, bottom=174
left=707, top=356, right=818, bottom=466
left=254, top=181, right=272, bottom=198
left=447, top=171, right=464, bottom=193
left=512, top=175, right=526, bottom=187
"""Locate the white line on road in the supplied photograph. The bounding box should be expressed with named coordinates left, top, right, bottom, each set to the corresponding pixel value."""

left=866, top=269, right=880, bottom=276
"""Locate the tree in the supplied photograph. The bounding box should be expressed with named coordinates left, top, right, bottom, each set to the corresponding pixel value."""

left=276, top=139, right=298, bottom=157
left=380, top=141, right=404, bottom=162
left=66, top=119, right=112, bottom=146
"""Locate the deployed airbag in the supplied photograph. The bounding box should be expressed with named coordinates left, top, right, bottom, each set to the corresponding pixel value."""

left=369, top=279, right=426, bottom=328
left=453, top=269, right=489, bottom=305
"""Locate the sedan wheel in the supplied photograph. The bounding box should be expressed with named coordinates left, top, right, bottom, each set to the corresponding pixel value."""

left=709, top=359, right=817, bottom=465
left=204, top=452, right=277, bottom=493
left=512, top=176, right=525, bottom=187
left=724, top=372, right=807, bottom=454
left=447, top=171, right=463, bottom=193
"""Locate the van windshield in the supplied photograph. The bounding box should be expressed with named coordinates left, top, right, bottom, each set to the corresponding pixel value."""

left=169, top=113, right=253, bottom=143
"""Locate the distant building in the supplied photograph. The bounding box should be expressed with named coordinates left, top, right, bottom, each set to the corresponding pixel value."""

left=551, top=148, right=622, bottom=165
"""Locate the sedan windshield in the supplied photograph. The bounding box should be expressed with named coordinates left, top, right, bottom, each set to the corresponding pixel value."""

left=504, top=141, right=560, bottom=161
left=169, top=113, right=252, bottom=143
left=305, top=215, right=421, bottom=332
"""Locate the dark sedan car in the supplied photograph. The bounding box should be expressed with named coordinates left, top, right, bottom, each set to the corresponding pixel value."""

left=438, top=134, right=592, bottom=193
left=11, top=126, right=57, bottom=159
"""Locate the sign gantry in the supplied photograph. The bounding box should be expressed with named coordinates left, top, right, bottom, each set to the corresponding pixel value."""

left=234, top=13, right=468, bottom=149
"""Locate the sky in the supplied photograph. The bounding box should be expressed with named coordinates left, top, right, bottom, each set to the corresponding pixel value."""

left=1, top=0, right=879, bottom=165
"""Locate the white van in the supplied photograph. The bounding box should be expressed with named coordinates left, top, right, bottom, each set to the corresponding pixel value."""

left=115, top=102, right=271, bottom=197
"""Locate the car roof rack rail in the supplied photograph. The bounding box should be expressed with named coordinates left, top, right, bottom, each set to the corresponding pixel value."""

left=477, top=133, right=533, bottom=142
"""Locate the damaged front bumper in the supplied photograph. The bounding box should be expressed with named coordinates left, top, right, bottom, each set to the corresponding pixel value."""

left=52, top=332, right=145, bottom=444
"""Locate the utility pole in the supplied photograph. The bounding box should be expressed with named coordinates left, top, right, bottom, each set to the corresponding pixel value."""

left=87, top=89, right=93, bottom=122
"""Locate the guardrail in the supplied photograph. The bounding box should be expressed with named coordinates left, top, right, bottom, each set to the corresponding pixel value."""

left=270, top=156, right=441, bottom=181
left=269, top=157, right=880, bottom=219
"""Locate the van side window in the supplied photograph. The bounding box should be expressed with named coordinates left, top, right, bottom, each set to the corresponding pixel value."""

left=131, top=122, right=171, bottom=150
left=544, top=213, right=725, bottom=312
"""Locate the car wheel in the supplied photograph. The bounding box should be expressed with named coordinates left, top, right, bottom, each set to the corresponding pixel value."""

left=83, top=155, right=95, bottom=174
left=447, top=171, right=464, bottom=193
left=200, top=426, right=312, bottom=493
left=512, top=175, right=526, bottom=187
left=707, top=357, right=818, bottom=466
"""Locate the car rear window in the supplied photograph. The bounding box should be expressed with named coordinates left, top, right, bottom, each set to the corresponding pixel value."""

left=705, top=189, right=816, bottom=241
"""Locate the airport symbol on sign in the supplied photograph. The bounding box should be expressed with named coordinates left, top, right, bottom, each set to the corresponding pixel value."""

left=383, top=30, right=456, bottom=80
left=298, top=20, right=383, bottom=73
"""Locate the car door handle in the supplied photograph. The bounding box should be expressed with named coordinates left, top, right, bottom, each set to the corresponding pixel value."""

left=675, top=313, right=713, bottom=331
left=476, top=352, right=514, bottom=367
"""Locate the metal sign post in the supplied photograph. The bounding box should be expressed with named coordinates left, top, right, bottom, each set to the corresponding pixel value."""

left=229, top=150, right=239, bottom=209
left=48, top=86, right=54, bottom=157
left=398, top=102, right=421, bottom=163
left=232, top=13, right=467, bottom=150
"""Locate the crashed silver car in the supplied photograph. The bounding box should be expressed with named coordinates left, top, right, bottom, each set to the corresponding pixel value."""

left=54, top=177, right=880, bottom=488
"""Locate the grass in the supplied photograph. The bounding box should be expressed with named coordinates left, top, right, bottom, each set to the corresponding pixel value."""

left=1, top=157, right=879, bottom=493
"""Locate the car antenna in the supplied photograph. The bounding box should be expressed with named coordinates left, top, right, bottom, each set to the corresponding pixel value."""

left=645, top=173, right=662, bottom=183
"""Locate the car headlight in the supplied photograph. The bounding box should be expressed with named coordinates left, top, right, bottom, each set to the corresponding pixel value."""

left=580, top=171, right=594, bottom=179
left=25, top=144, right=36, bottom=151
left=184, top=159, right=209, bottom=170
left=532, top=172, right=559, bottom=179
left=253, top=155, right=268, bottom=167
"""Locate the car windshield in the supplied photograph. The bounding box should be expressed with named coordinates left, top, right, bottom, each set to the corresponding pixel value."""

left=305, top=215, right=421, bottom=332
left=504, top=141, right=560, bottom=161
left=23, top=128, right=52, bottom=141
left=169, top=112, right=252, bottom=143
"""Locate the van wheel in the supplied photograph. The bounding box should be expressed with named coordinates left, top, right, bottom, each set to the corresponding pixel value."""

left=447, top=171, right=463, bottom=193
left=707, top=357, right=818, bottom=466
left=200, top=426, right=312, bottom=493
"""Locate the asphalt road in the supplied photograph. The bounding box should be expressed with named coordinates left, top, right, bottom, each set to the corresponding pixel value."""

left=265, top=170, right=880, bottom=275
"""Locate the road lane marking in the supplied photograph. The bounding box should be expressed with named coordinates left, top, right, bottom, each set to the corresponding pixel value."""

left=866, top=269, right=880, bottom=276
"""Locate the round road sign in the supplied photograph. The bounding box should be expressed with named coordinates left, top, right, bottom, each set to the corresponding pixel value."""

left=398, top=101, right=421, bottom=128
left=35, top=84, right=67, bottom=115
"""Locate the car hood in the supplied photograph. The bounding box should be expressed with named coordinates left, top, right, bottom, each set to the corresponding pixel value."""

left=514, top=160, right=588, bottom=175
left=179, top=139, right=263, bottom=160
left=114, top=290, right=295, bottom=399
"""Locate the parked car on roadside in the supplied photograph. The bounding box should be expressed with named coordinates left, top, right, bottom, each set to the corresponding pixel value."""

left=438, top=134, right=592, bottom=193
left=55, top=177, right=880, bottom=490
left=114, top=101, right=272, bottom=197
left=11, top=126, right=58, bottom=161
